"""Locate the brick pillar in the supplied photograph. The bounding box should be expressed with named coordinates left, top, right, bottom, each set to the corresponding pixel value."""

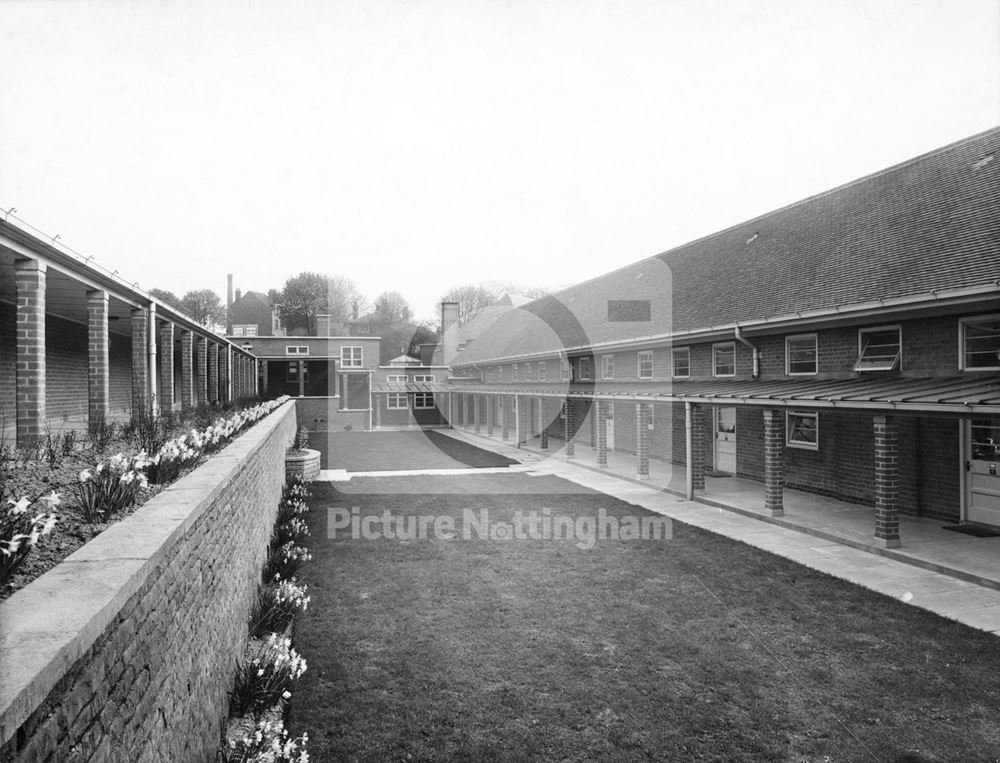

left=515, top=395, right=523, bottom=445
left=540, top=398, right=549, bottom=450
left=564, top=399, right=575, bottom=458
left=86, top=290, right=110, bottom=428
left=763, top=409, right=785, bottom=516
left=485, top=394, right=494, bottom=436
left=636, top=402, right=650, bottom=479
left=686, top=402, right=705, bottom=497
left=219, top=346, right=230, bottom=404
left=874, top=414, right=901, bottom=547
left=180, top=331, right=195, bottom=409
left=501, top=396, right=510, bottom=441
left=14, top=259, right=46, bottom=446
left=261, top=359, right=269, bottom=400
left=196, top=336, right=208, bottom=405
left=474, top=394, right=481, bottom=433
left=596, top=400, right=608, bottom=467
left=233, top=354, right=242, bottom=400
left=208, top=343, right=219, bottom=404
left=130, top=307, right=150, bottom=416
left=159, top=322, right=174, bottom=414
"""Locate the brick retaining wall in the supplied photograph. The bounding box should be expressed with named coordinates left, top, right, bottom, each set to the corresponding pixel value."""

left=0, top=400, right=297, bottom=762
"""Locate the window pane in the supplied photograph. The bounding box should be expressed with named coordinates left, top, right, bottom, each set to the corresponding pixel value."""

left=787, top=336, right=817, bottom=374
left=672, top=348, right=689, bottom=377
left=638, top=352, right=653, bottom=378
left=965, top=320, right=1000, bottom=368
left=714, top=344, right=735, bottom=375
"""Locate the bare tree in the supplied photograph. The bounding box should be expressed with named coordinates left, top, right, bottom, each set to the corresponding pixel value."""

left=180, top=289, right=226, bottom=327
left=438, top=284, right=499, bottom=325
left=372, top=291, right=412, bottom=324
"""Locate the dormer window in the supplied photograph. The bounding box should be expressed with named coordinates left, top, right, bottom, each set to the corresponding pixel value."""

left=854, top=327, right=901, bottom=372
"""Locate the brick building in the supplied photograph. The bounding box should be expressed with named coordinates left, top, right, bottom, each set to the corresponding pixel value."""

left=0, top=218, right=257, bottom=446
left=229, top=289, right=283, bottom=337
left=446, top=127, right=1000, bottom=541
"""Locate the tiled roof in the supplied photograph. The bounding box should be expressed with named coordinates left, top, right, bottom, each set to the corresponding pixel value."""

left=454, top=127, right=1000, bottom=365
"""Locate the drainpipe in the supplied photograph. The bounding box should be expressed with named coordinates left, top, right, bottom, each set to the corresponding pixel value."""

left=733, top=325, right=760, bottom=380
left=148, top=301, right=158, bottom=416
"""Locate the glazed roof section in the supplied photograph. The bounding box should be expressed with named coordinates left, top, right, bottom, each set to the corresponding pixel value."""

left=453, top=126, right=1000, bottom=366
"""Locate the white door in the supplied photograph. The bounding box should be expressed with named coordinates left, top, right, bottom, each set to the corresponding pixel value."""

left=968, top=418, right=1000, bottom=526
left=715, top=407, right=737, bottom=474
left=606, top=407, right=615, bottom=451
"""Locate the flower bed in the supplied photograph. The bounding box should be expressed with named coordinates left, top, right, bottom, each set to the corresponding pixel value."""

left=0, top=396, right=290, bottom=600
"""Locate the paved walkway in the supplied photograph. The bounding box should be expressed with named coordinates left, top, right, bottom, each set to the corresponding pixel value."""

left=431, top=427, right=1000, bottom=635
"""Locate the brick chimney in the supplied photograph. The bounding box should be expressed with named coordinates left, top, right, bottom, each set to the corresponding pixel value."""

left=315, top=314, right=331, bottom=337
left=441, top=301, right=460, bottom=364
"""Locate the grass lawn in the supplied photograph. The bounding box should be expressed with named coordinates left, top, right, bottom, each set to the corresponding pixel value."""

left=291, top=472, right=1000, bottom=762
left=309, top=430, right=518, bottom=471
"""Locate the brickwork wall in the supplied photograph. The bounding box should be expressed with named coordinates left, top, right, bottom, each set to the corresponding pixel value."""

left=45, top=314, right=88, bottom=424
left=295, top=397, right=369, bottom=431
left=0, top=302, right=15, bottom=427
left=108, top=332, right=133, bottom=418
left=0, top=401, right=297, bottom=762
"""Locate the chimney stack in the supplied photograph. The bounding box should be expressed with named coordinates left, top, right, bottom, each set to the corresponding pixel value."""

left=316, top=314, right=331, bottom=337
left=441, top=301, right=460, bottom=363
left=352, top=300, right=359, bottom=321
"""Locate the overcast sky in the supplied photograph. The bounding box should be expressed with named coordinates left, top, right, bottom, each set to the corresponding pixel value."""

left=2, top=0, right=998, bottom=323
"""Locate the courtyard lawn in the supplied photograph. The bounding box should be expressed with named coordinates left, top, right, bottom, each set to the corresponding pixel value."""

left=291, top=472, right=1000, bottom=762
left=309, top=429, right=518, bottom=470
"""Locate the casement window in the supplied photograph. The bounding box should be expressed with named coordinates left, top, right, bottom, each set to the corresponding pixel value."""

left=538, top=362, right=547, bottom=381
left=487, top=366, right=496, bottom=382
left=386, top=374, right=406, bottom=383
left=413, top=392, right=435, bottom=409
left=560, top=360, right=570, bottom=381
left=577, top=357, right=593, bottom=380
left=525, top=363, right=534, bottom=380
left=712, top=343, right=735, bottom=377
left=786, top=334, right=818, bottom=375
left=233, top=325, right=258, bottom=337
left=413, top=374, right=435, bottom=382
left=387, top=393, right=408, bottom=409
left=787, top=411, right=819, bottom=450
left=637, top=351, right=654, bottom=379
left=341, top=346, right=363, bottom=367
left=286, top=345, right=309, bottom=355
left=671, top=347, right=689, bottom=378
left=513, top=364, right=520, bottom=381
left=961, top=316, right=1000, bottom=370
left=854, top=327, right=901, bottom=371
left=286, top=362, right=309, bottom=383
left=602, top=355, right=615, bottom=380
left=232, top=326, right=244, bottom=337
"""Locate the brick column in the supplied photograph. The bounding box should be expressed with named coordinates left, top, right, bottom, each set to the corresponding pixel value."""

left=564, top=399, right=575, bottom=458
left=86, top=290, right=110, bottom=428
left=219, top=346, right=230, bottom=404
left=196, top=336, right=208, bottom=405
left=540, top=398, right=549, bottom=450
left=485, top=394, right=494, bottom=436
left=685, top=402, right=705, bottom=498
left=179, top=330, right=194, bottom=409
left=159, top=322, right=174, bottom=414
left=501, top=396, right=510, bottom=441
left=261, top=359, right=269, bottom=400
left=14, top=259, right=46, bottom=446
left=636, top=402, right=650, bottom=479
left=207, top=343, right=219, bottom=404
left=596, top=400, right=608, bottom=467
left=233, top=354, right=242, bottom=400
left=474, top=394, right=481, bottom=433
left=130, top=307, right=150, bottom=416
left=763, top=409, right=785, bottom=516
left=874, top=414, right=901, bottom=547
left=515, top=395, right=523, bottom=445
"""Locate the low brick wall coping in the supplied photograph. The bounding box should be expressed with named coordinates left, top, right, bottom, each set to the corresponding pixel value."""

left=0, top=400, right=296, bottom=748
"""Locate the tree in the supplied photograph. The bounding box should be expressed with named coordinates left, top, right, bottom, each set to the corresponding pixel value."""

left=149, top=288, right=183, bottom=310
left=180, top=289, right=225, bottom=327
left=438, top=284, right=499, bottom=325
left=273, top=272, right=366, bottom=333
left=372, top=291, right=412, bottom=325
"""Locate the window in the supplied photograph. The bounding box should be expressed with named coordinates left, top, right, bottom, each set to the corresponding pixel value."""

left=487, top=367, right=496, bottom=382
left=387, top=393, right=408, bottom=409
left=525, top=363, right=533, bottom=380
left=412, top=374, right=434, bottom=382
left=961, top=316, right=1000, bottom=370
left=560, top=360, right=570, bottom=381
left=538, top=362, right=547, bottom=381
left=786, top=334, right=818, bottom=375
left=386, top=375, right=407, bottom=383
left=636, top=351, right=654, bottom=379
left=286, top=362, right=309, bottom=383
left=671, top=347, right=689, bottom=378
left=355, top=324, right=370, bottom=334
left=787, top=411, right=819, bottom=450
left=341, top=346, right=363, bottom=367
left=286, top=345, right=309, bottom=355
left=414, top=392, right=435, bottom=409
left=513, top=364, right=520, bottom=381
left=577, top=357, right=592, bottom=380
left=713, top=343, right=735, bottom=377
left=233, top=325, right=258, bottom=338
left=855, top=327, right=901, bottom=371
left=602, top=355, right=615, bottom=379
left=232, top=326, right=243, bottom=337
